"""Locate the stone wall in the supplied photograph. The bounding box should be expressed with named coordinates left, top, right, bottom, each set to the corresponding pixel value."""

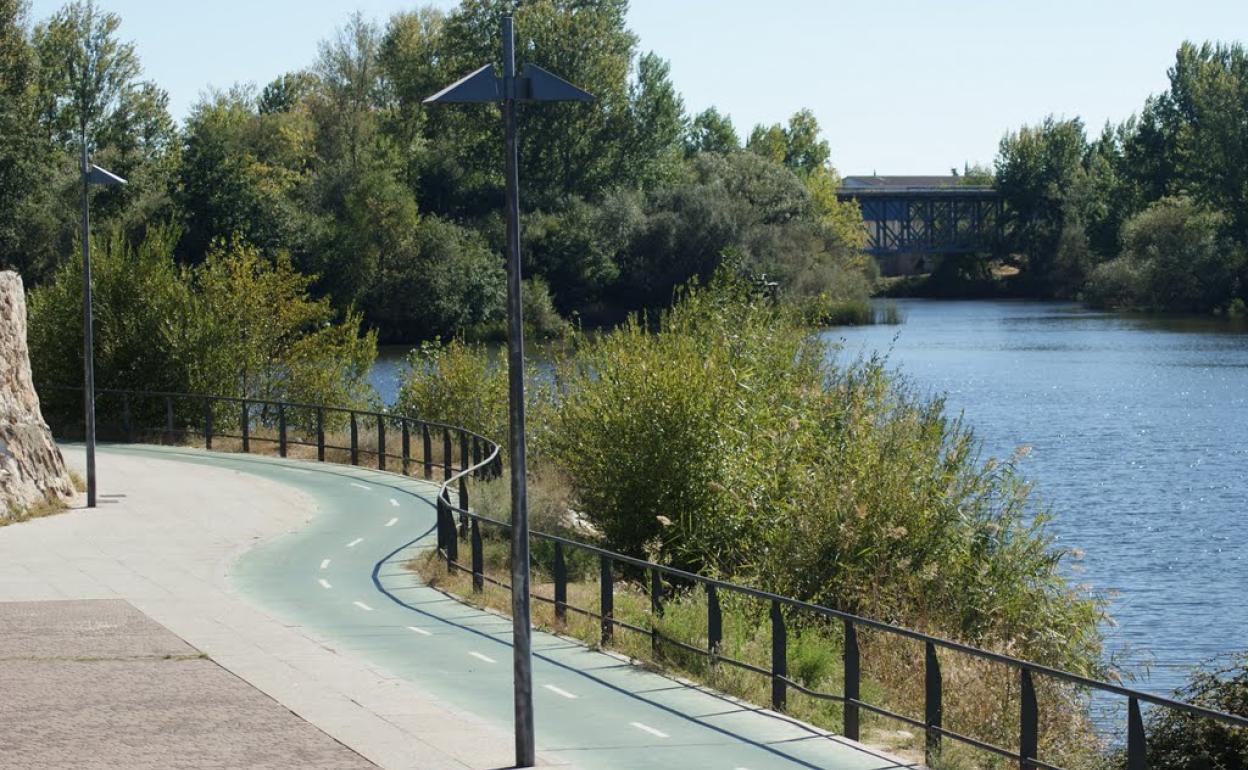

left=0, top=271, right=76, bottom=517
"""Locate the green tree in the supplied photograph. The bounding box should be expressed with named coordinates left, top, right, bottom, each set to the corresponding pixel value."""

left=0, top=0, right=51, bottom=275
left=685, top=107, right=738, bottom=155
left=1087, top=197, right=1244, bottom=313
left=31, top=0, right=138, bottom=151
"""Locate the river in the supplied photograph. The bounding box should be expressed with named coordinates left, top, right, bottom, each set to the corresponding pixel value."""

left=370, top=299, right=1248, bottom=694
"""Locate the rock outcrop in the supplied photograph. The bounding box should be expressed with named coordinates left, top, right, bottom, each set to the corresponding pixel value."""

left=1, top=271, right=76, bottom=518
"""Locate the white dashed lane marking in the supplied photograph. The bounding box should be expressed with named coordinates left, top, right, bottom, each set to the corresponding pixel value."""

left=543, top=684, right=578, bottom=699
left=346, top=538, right=363, bottom=548
left=389, top=498, right=400, bottom=507
left=318, top=578, right=332, bottom=589
left=385, top=517, right=399, bottom=527
left=406, top=626, right=432, bottom=637
left=630, top=722, right=668, bottom=739
left=350, top=482, right=372, bottom=491
left=353, top=601, right=373, bottom=611
left=468, top=651, right=496, bottom=664
left=320, top=558, right=331, bottom=569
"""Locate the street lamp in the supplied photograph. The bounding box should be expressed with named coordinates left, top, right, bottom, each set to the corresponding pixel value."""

left=80, top=142, right=126, bottom=509
left=424, top=14, right=592, bottom=769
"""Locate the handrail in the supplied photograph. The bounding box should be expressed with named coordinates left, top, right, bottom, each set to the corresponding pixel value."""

left=41, top=385, right=1247, bottom=769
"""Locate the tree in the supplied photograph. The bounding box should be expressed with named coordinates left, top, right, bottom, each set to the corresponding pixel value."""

left=0, top=0, right=50, bottom=275
left=1165, top=42, right=1248, bottom=241
left=685, top=107, right=738, bottom=155
left=32, top=0, right=138, bottom=152
left=1087, top=197, right=1244, bottom=313
left=994, top=116, right=1090, bottom=292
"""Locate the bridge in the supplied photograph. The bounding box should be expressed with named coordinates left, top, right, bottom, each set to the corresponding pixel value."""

left=837, top=176, right=1002, bottom=272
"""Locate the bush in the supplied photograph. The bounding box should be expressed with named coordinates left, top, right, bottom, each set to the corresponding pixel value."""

left=1086, top=197, right=1246, bottom=313
left=1140, top=653, right=1248, bottom=768
left=394, top=338, right=508, bottom=443
left=546, top=273, right=1104, bottom=673
left=28, top=226, right=377, bottom=425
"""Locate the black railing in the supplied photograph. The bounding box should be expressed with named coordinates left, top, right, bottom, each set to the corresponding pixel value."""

left=43, top=386, right=1248, bottom=768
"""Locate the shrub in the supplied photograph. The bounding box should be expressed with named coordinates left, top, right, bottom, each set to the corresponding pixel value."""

left=394, top=338, right=508, bottom=443
left=28, top=226, right=377, bottom=426
left=1141, top=653, right=1248, bottom=768
left=546, top=273, right=1104, bottom=673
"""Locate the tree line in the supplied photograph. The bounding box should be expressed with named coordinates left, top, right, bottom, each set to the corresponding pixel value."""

left=993, top=41, right=1248, bottom=315
left=0, top=0, right=870, bottom=345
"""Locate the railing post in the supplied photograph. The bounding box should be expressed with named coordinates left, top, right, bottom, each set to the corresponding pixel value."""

left=401, top=420, right=411, bottom=475
left=925, top=641, right=943, bottom=764
left=458, top=432, right=469, bottom=512
left=316, top=407, right=325, bottom=461
left=650, top=569, right=664, bottom=657
left=442, top=428, right=452, bottom=481
left=1020, top=668, right=1038, bottom=770
left=771, top=600, right=787, bottom=712
left=422, top=424, right=432, bottom=479
left=844, top=619, right=861, bottom=741
left=471, top=517, right=483, bottom=593
left=554, top=542, right=567, bottom=622
left=436, top=495, right=448, bottom=552
left=707, top=584, right=722, bottom=659
left=121, top=392, right=132, bottom=443
left=350, top=412, right=359, bottom=465
left=164, top=395, right=174, bottom=443
left=444, top=495, right=458, bottom=572
left=278, top=403, right=287, bottom=458
left=377, top=416, right=386, bottom=471
left=204, top=398, right=213, bottom=450
left=1127, top=696, right=1147, bottom=770
left=473, top=436, right=482, bottom=473
left=240, top=401, right=249, bottom=453
left=600, top=555, right=613, bottom=645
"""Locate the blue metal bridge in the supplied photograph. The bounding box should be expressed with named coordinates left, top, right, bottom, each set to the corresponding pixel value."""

left=837, top=176, right=1002, bottom=261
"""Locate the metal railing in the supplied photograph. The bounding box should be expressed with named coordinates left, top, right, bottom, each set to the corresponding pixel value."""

left=44, top=386, right=1248, bottom=769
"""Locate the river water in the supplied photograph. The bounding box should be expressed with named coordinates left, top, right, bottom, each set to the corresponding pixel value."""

left=371, top=299, right=1248, bottom=695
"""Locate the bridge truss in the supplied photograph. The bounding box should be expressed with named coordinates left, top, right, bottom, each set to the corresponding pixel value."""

left=838, top=187, right=1003, bottom=257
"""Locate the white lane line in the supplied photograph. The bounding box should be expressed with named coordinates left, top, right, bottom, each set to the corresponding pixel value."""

left=543, top=684, right=578, bottom=699
left=630, top=722, right=668, bottom=739
left=406, top=626, right=432, bottom=637
left=286, top=467, right=312, bottom=474
left=389, top=498, right=400, bottom=507
left=353, top=601, right=373, bottom=611
left=320, top=558, right=331, bottom=570
left=350, top=482, right=372, bottom=491
left=318, top=578, right=332, bottom=589
left=385, top=517, right=399, bottom=527
left=346, top=538, right=363, bottom=548
left=468, top=651, right=496, bottom=664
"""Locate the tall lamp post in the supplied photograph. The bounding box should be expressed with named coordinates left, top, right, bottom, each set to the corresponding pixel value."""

left=424, top=15, right=592, bottom=768
left=80, top=141, right=126, bottom=509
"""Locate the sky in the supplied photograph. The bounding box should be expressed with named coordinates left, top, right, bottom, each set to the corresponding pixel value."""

left=25, top=0, right=1248, bottom=175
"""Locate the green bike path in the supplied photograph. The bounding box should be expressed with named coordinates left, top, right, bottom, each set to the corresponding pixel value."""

left=119, top=445, right=909, bottom=770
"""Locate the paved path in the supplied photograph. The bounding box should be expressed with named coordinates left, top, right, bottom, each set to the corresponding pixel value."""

left=0, top=598, right=376, bottom=769
left=2, top=444, right=912, bottom=769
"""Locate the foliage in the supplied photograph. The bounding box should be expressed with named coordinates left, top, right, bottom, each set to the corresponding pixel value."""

left=1086, top=197, right=1245, bottom=313
left=993, top=41, right=1248, bottom=313
left=545, top=275, right=1104, bottom=669
left=1140, top=653, right=1248, bottom=769
left=394, top=337, right=509, bottom=443
left=27, top=225, right=377, bottom=422
left=10, top=0, right=874, bottom=343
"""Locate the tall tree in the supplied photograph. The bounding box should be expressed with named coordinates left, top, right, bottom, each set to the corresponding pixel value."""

left=0, top=0, right=48, bottom=273
left=32, top=0, right=138, bottom=152
left=685, top=107, right=739, bottom=155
